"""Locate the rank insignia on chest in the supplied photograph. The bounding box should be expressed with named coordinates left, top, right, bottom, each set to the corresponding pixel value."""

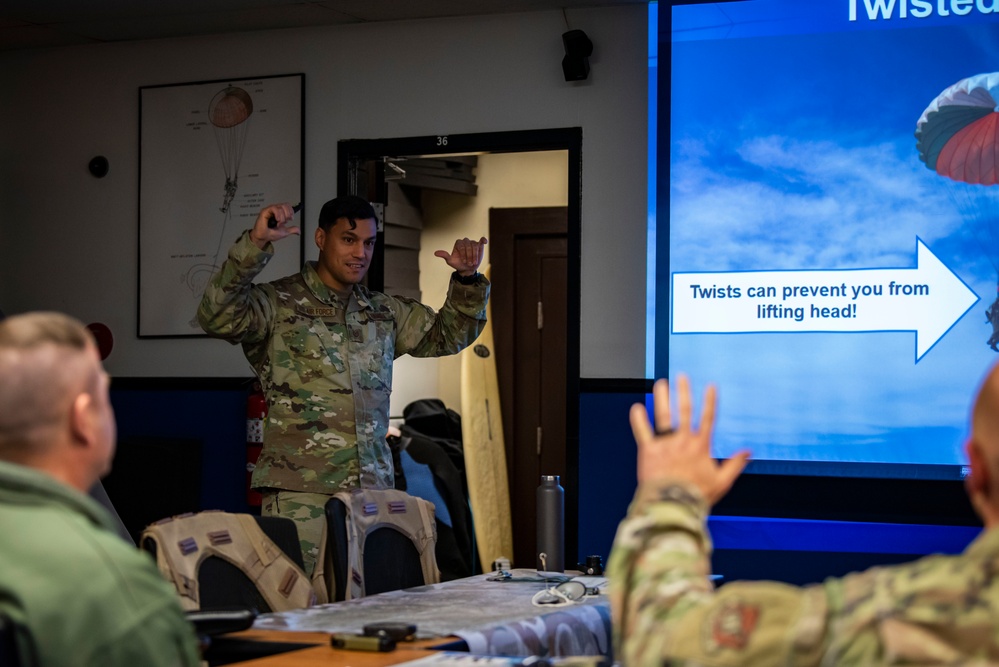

left=299, top=307, right=340, bottom=318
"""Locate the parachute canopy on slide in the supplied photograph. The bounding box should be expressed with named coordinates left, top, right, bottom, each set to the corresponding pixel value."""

left=916, top=72, right=999, bottom=185
left=916, top=73, right=999, bottom=351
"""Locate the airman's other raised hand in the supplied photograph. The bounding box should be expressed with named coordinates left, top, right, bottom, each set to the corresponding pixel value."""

left=434, top=237, right=487, bottom=277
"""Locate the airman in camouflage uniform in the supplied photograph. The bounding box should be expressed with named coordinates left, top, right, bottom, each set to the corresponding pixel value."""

left=608, top=371, right=999, bottom=666
left=199, top=197, right=488, bottom=575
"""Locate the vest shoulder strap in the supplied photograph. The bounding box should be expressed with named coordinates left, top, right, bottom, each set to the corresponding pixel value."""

left=332, top=489, right=440, bottom=600
left=140, top=510, right=315, bottom=611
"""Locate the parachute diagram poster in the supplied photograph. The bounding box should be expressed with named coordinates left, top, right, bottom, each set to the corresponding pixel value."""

left=665, top=1, right=999, bottom=476
left=139, top=73, right=303, bottom=337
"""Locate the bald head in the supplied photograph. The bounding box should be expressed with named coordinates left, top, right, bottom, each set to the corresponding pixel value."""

left=965, top=363, right=999, bottom=529
left=972, top=365, right=999, bottom=458
left=0, top=313, right=115, bottom=490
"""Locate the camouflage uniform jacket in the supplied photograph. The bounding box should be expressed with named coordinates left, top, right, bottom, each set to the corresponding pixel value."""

left=608, top=480, right=999, bottom=666
left=198, top=231, right=489, bottom=493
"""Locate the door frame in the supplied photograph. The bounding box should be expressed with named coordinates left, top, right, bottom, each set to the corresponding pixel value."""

left=337, top=128, right=583, bottom=561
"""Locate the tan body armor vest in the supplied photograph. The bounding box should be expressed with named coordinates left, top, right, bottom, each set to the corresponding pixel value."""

left=141, top=510, right=315, bottom=611
left=333, top=488, right=440, bottom=600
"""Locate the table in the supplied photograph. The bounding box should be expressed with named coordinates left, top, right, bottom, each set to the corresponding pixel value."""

left=216, top=630, right=442, bottom=667
left=223, top=571, right=611, bottom=666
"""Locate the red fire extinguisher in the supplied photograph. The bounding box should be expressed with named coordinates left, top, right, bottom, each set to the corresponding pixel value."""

left=246, top=382, right=267, bottom=507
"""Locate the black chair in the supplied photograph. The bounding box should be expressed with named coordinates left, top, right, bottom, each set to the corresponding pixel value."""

left=199, top=515, right=305, bottom=613
left=325, top=491, right=436, bottom=601
left=186, top=607, right=315, bottom=667
left=397, top=398, right=477, bottom=578
left=392, top=432, right=476, bottom=580
left=141, top=514, right=306, bottom=613
left=141, top=513, right=315, bottom=666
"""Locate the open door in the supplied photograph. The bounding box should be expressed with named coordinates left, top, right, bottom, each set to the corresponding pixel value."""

left=338, top=128, right=582, bottom=567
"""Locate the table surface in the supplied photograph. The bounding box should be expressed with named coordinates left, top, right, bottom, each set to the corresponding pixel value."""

left=221, top=632, right=447, bottom=667
left=222, top=571, right=611, bottom=666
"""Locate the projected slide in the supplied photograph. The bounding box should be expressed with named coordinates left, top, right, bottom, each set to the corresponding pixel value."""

left=666, top=0, right=999, bottom=476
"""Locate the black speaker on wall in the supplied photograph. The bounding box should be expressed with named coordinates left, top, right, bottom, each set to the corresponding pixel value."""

left=561, top=29, right=593, bottom=81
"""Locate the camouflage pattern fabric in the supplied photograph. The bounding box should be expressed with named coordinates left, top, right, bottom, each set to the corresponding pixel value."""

left=198, top=231, right=488, bottom=493
left=261, top=489, right=329, bottom=577
left=607, top=480, right=999, bottom=666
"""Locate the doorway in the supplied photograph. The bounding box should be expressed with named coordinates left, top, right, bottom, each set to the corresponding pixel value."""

left=491, top=207, right=568, bottom=568
left=338, top=128, right=582, bottom=566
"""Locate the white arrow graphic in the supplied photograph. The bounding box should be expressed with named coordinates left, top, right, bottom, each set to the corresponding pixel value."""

left=672, top=238, right=980, bottom=362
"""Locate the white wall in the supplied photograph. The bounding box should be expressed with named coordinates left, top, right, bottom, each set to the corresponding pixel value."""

left=0, top=6, right=647, bottom=380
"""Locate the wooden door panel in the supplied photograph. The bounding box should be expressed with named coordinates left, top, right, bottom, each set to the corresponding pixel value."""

left=490, top=208, right=567, bottom=568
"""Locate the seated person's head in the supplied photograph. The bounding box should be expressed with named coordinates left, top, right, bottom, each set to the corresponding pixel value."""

left=0, top=312, right=115, bottom=492
left=965, top=364, right=999, bottom=527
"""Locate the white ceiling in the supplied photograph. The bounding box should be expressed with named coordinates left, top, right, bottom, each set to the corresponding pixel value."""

left=0, top=0, right=646, bottom=52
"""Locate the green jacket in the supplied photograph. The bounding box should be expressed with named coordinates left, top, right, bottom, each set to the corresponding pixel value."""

left=198, top=231, right=489, bottom=492
left=608, top=480, right=999, bottom=666
left=0, top=461, right=200, bottom=667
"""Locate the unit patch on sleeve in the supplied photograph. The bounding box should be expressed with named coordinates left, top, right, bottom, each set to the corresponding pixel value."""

left=703, top=598, right=761, bottom=653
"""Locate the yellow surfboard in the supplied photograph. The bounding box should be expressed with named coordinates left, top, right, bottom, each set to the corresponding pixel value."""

left=460, top=265, right=514, bottom=571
